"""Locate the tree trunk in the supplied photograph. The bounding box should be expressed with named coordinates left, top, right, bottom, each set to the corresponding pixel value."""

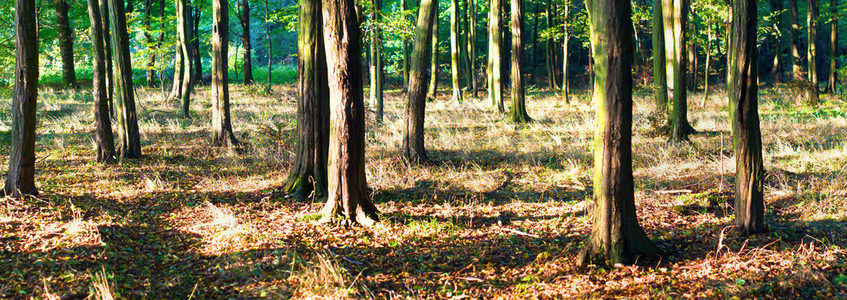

left=369, top=0, right=384, bottom=122
left=664, top=0, right=692, bottom=142
left=55, top=0, right=78, bottom=88
left=169, top=43, right=185, bottom=100
left=545, top=0, right=557, bottom=90
left=5, top=0, right=39, bottom=197
left=488, top=0, right=504, bottom=111
left=240, top=0, right=254, bottom=84
left=319, top=0, right=380, bottom=226
left=87, top=0, right=117, bottom=163
left=770, top=0, right=783, bottom=82
left=687, top=8, right=697, bottom=92
left=401, top=0, right=410, bottom=91
left=652, top=0, right=667, bottom=111
left=807, top=0, right=819, bottom=105
left=468, top=0, right=477, bottom=96
left=450, top=0, right=463, bottom=103
left=828, top=0, right=838, bottom=94
left=100, top=0, right=115, bottom=117
left=530, top=0, right=538, bottom=70
left=427, top=7, right=439, bottom=100
left=285, top=0, right=329, bottom=200
left=211, top=0, right=240, bottom=146
left=509, top=0, right=530, bottom=123
left=461, top=0, right=472, bottom=96
left=403, top=0, right=437, bottom=163
left=177, top=0, right=193, bottom=117
left=577, top=0, right=659, bottom=267
left=144, top=0, right=157, bottom=88
left=788, top=0, right=802, bottom=80
left=728, top=0, right=765, bottom=234
left=109, top=0, right=142, bottom=159
left=191, top=3, right=202, bottom=85
left=701, top=16, right=711, bottom=107
left=265, top=0, right=272, bottom=85
left=561, top=0, right=569, bottom=104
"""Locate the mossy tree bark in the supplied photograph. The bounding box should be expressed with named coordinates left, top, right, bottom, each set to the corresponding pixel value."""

left=176, top=0, right=193, bottom=118
left=487, top=0, right=504, bottom=112
left=508, top=0, right=530, bottom=123
left=427, top=6, right=439, bottom=100
left=285, top=0, right=329, bottom=201
left=55, top=0, right=78, bottom=89
left=109, top=0, right=142, bottom=159
left=728, top=0, right=765, bottom=234
left=450, top=0, right=463, bottom=103
left=369, top=0, right=384, bottom=122
left=403, top=0, right=437, bottom=164
left=5, top=0, right=39, bottom=197
left=788, top=0, right=803, bottom=81
left=319, top=0, right=380, bottom=226
left=211, top=0, right=240, bottom=147
left=827, top=0, right=838, bottom=94
left=237, top=0, right=254, bottom=84
left=577, top=0, right=659, bottom=267
left=87, top=0, right=117, bottom=163
left=807, top=0, right=819, bottom=105
left=652, top=0, right=667, bottom=111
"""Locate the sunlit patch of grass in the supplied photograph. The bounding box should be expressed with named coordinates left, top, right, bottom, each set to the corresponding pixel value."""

left=290, top=251, right=367, bottom=299
left=187, top=201, right=267, bottom=254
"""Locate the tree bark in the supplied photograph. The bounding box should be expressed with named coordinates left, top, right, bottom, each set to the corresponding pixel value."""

left=828, top=0, right=838, bottom=94
left=770, top=0, right=783, bottom=82
left=191, top=3, right=202, bottom=85
left=663, top=0, right=692, bottom=142
left=319, top=0, right=380, bottom=226
left=55, top=0, right=78, bottom=88
left=427, top=7, right=439, bottom=100
left=285, top=0, right=329, bottom=200
left=401, top=0, right=410, bottom=91
left=788, top=0, right=803, bottom=81
left=808, top=0, right=819, bottom=105
left=450, top=0, right=463, bottom=103
left=460, top=0, right=472, bottom=96
left=468, top=0, right=477, bottom=96
left=577, top=0, right=659, bottom=267
left=176, top=0, right=193, bottom=117
left=212, top=0, right=240, bottom=146
left=403, top=0, right=437, bottom=163
left=6, top=0, right=39, bottom=197
left=109, top=0, right=142, bottom=159
left=100, top=0, right=115, bottom=117
left=561, top=0, right=569, bottom=104
left=144, top=0, right=157, bottom=88
left=87, top=0, right=117, bottom=163
left=265, top=0, right=272, bottom=85
left=728, top=0, right=765, bottom=234
left=488, top=0, right=504, bottom=111
left=509, top=0, right=530, bottom=123
left=652, top=0, right=667, bottom=111
left=545, top=0, right=558, bottom=90
left=239, top=0, right=254, bottom=84
left=369, top=0, right=384, bottom=122
left=701, top=16, right=712, bottom=107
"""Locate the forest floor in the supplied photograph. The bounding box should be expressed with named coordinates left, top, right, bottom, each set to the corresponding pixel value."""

left=0, top=82, right=846, bottom=299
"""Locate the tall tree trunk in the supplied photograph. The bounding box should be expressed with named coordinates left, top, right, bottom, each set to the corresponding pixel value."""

left=401, top=0, right=410, bottom=91
left=265, top=0, right=272, bottom=85
left=461, top=0, right=472, bottom=95
left=88, top=0, right=117, bottom=163
left=240, top=0, right=254, bottom=84
left=144, top=0, right=155, bottom=88
left=169, top=44, right=185, bottom=100
left=285, top=0, right=329, bottom=200
left=6, top=0, right=39, bottom=197
left=191, top=3, right=202, bottom=85
left=211, top=0, right=240, bottom=146
left=157, top=0, right=165, bottom=90
left=687, top=7, right=696, bottom=92
left=109, top=0, right=142, bottom=159
left=561, top=0, right=569, bottom=104
left=545, top=0, right=557, bottom=90
left=100, top=0, right=115, bottom=117
left=177, top=0, right=193, bottom=117
left=664, top=0, right=692, bottom=142
left=728, top=0, right=765, bottom=234
left=577, top=0, right=659, bottom=267
left=509, top=0, right=530, bottom=122
left=319, top=0, right=380, bottom=226
left=427, top=7, right=439, bottom=100
left=789, top=0, right=803, bottom=80
left=701, top=16, right=712, bottom=107
left=828, top=0, right=838, bottom=94
left=488, top=0, right=504, bottom=111
left=403, top=0, right=437, bottom=163
left=652, top=0, right=667, bottom=111
left=807, top=0, right=819, bottom=105
left=55, top=0, right=78, bottom=88
left=468, top=0, right=477, bottom=96
left=450, top=0, right=463, bottom=102
left=369, top=0, right=384, bottom=122
left=770, top=0, right=783, bottom=82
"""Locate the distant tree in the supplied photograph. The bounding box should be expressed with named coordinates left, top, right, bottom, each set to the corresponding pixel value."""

left=561, top=0, right=569, bottom=104
left=788, top=0, right=802, bottom=80
left=87, top=0, right=116, bottom=163
left=264, top=0, right=272, bottom=86
left=190, top=2, right=202, bottom=85
left=144, top=0, right=157, bottom=88
left=403, top=0, right=437, bottom=163
left=488, top=0, right=504, bottom=112
left=427, top=3, right=439, bottom=100
left=109, top=0, right=142, bottom=159
left=55, top=0, right=78, bottom=88
left=211, top=0, right=240, bottom=146
left=99, top=0, right=115, bottom=116
left=663, top=0, right=693, bottom=142
left=653, top=0, right=667, bottom=111
left=450, top=0, right=463, bottom=103
left=177, top=0, right=193, bottom=117
left=827, top=0, right=838, bottom=94
left=467, top=0, right=478, bottom=96
left=807, top=0, right=819, bottom=105
left=284, top=0, right=329, bottom=200
left=577, top=0, right=659, bottom=267
left=369, top=0, right=384, bottom=122
left=236, top=0, right=254, bottom=84
left=460, top=0, right=471, bottom=96
left=769, top=0, right=783, bottom=82
left=508, top=0, right=530, bottom=123
left=401, top=0, right=410, bottom=91
left=5, top=0, right=39, bottom=197
left=728, top=0, right=765, bottom=234
left=319, top=0, right=380, bottom=226
left=545, top=0, right=558, bottom=91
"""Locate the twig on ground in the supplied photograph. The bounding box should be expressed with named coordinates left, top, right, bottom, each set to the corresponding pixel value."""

left=497, top=226, right=540, bottom=238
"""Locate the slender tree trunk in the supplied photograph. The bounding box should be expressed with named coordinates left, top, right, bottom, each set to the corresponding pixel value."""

left=770, top=0, right=783, bottom=82
left=450, top=0, right=463, bottom=102
left=664, top=0, right=692, bottom=142
left=157, top=0, right=165, bottom=89
left=427, top=7, right=439, bottom=100
left=6, top=0, right=39, bottom=197
left=100, top=0, right=115, bottom=117
left=240, top=0, right=254, bottom=84
left=828, top=0, right=838, bottom=94
left=265, top=0, right=272, bottom=85
left=177, top=0, right=193, bottom=117
left=789, top=0, right=803, bottom=80
left=212, top=0, right=240, bottom=146
left=403, top=0, right=437, bottom=163
left=701, top=16, right=711, bottom=107
left=144, top=0, right=155, bottom=88
left=577, top=0, right=659, bottom=267
left=55, top=0, right=78, bottom=88
left=468, top=0, right=477, bottom=96
left=285, top=0, right=329, bottom=200
left=109, top=0, right=142, bottom=159
left=169, top=44, right=185, bottom=100
left=808, top=0, right=819, bottom=105
left=653, top=0, right=667, bottom=111
left=319, top=0, right=380, bottom=226
left=728, top=0, right=765, bottom=234
left=401, top=0, right=410, bottom=91
left=461, top=0, right=472, bottom=96
left=687, top=6, right=696, bottom=92
left=509, top=0, right=530, bottom=122
left=561, top=0, right=569, bottom=104
left=488, top=0, right=504, bottom=111
left=88, top=0, right=117, bottom=163
left=369, top=0, right=384, bottom=122
left=191, top=3, right=202, bottom=85
left=545, top=0, right=557, bottom=90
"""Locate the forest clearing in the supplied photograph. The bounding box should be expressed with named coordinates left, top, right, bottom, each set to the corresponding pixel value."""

left=0, top=83, right=845, bottom=298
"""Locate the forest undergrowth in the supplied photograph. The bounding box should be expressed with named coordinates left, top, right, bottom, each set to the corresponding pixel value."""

left=0, top=82, right=845, bottom=298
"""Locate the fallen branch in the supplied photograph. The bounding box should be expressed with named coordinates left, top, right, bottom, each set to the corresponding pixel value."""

left=497, top=227, right=540, bottom=238
left=652, top=189, right=693, bottom=195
